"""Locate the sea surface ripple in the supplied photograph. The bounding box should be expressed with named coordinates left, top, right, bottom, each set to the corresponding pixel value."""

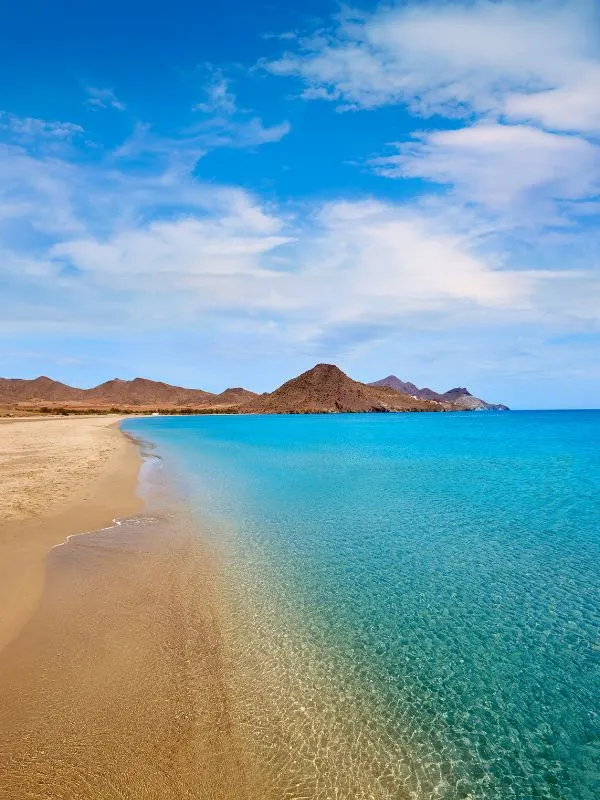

left=125, top=411, right=600, bottom=800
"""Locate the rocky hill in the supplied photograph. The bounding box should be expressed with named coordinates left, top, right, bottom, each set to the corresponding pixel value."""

left=0, top=376, right=86, bottom=404
left=370, top=375, right=508, bottom=410
left=84, top=377, right=214, bottom=406
left=205, top=387, right=258, bottom=408
left=369, top=375, right=421, bottom=396
left=245, top=364, right=441, bottom=414
left=439, top=387, right=509, bottom=411
left=0, top=367, right=507, bottom=415
left=0, top=375, right=220, bottom=410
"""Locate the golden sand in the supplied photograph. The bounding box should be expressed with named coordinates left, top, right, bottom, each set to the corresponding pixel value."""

left=0, top=417, right=261, bottom=799
left=0, top=514, right=259, bottom=800
left=0, top=416, right=141, bottom=651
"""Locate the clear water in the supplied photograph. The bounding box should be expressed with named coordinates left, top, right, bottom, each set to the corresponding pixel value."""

left=124, top=411, right=600, bottom=799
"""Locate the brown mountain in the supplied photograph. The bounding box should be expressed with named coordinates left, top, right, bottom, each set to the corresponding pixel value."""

left=415, top=387, right=445, bottom=402
left=369, top=375, right=421, bottom=397
left=205, top=387, right=258, bottom=407
left=370, top=375, right=509, bottom=410
left=0, top=368, right=506, bottom=415
left=245, top=364, right=442, bottom=414
left=0, top=376, right=219, bottom=409
left=0, top=375, right=264, bottom=413
left=85, top=377, right=214, bottom=406
left=0, top=376, right=86, bottom=404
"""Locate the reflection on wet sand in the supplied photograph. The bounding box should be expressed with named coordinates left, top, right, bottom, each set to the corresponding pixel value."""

left=0, top=513, right=259, bottom=800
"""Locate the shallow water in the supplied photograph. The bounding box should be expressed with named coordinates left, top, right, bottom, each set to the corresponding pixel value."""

left=124, top=411, right=600, bottom=800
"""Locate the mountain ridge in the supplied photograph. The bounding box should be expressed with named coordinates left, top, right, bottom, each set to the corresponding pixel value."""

left=85, top=377, right=215, bottom=406
left=0, top=366, right=508, bottom=414
left=369, top=375, right=509, bottom=410
left=0, top=376, right=218, bottom=408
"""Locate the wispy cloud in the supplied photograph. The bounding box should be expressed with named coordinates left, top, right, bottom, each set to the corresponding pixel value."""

left=263, top=31, right=298, bottom=42
left=265, top=0, right=600, bottom=130
left=371, top=124, right=600, bottom=213
left=188, top=115, right=291, bottom=149
left=266, top=1, right=600, bottom=236
left=113, top=67, right=290, bottom=170
left=113, top=116, right=290, bottom=174
left=1, top=116, right=597, bottom=355
left=192, top=69, right=238, bottom=114
left=190, top=67, right=291, bottom=149
left=85, top=86, right=126, bottom=111
left=0, top=111, right=83, bottom=140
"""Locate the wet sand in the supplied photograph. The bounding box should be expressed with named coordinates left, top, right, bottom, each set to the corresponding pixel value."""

left=0, top=416, right=141, bottom=651
left=0, top=418, right=260, bottom=799
left=0, top=513, right=256, bottom=800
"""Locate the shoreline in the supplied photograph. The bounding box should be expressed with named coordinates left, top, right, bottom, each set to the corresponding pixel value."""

left=0, top=415, right=142, bottom=652
left=0, top=421, right=259, bottom=799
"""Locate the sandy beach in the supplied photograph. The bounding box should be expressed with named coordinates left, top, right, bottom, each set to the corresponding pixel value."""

left=0, top=416, right=258, bottom=800
left=0, top=416, right=141, bottom=652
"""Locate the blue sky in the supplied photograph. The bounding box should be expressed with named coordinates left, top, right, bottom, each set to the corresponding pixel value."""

left=1, top=0, right=599, bottom=408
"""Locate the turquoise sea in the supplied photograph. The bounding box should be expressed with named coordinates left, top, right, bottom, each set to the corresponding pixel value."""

left=123, top=411, right=600, bottom=800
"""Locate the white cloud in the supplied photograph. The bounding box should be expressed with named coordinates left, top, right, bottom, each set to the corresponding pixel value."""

left=297, top=200, right=541, bottom=335
left=52, top=207, right=292, bottom=280
left=505, top=65, right=600, bottom=133
left=263, top=31, right=298, bottom=42
left=266, top=0, right=600, bottom=131
left=114, top=68, right=290, bottom=167
left=0, top=112, right=83, bottom=140
left=193, top=69, right=237, bottom=114
left=188, top=116, right=291, bottom=149
left=0, top=136, right=527, bottom=322
left=371, top=124, right=600, bottom=209
left=48, top=195, right=535, bottom=323
left=266, top=3, right=600, bottom=225
left=0, top=114, right=597, bottom=352
left=0, top=143, right=84, bottom=236
left=113, top=116, right=290, bottom=171
left=190, top=68, right=291, bottom=148
left=8, top=158, right=576, bottom=332
left=85, top=86, right=126, bottom=111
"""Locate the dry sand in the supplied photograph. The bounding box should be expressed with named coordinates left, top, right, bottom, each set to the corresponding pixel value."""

left=0, top=416, right=141, bottom=651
